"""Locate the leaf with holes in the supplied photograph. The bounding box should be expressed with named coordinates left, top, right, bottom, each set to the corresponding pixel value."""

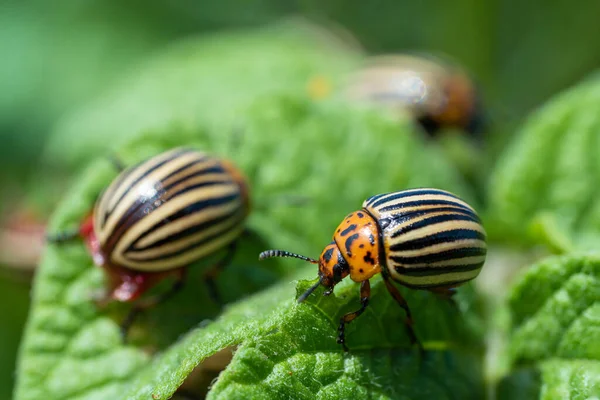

left=15, top=90, right=477, bottom=399
left=487, top=72, right=600, bottom=252
left=497, top=253, right=600, bottom=399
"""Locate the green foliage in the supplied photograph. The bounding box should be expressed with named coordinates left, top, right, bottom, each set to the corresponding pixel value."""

left=0, top=274, right=30, bottom=400
left=15, top=91, right=482, bottom=399
left=487, top=72, right=600, bottom=251
left=0, top=1, right=186, bottom=162
left=42, top=21, right=361, bottom=173
left=498, top=253, right=600, bottom=399
left=0, top=0, right=294, bottom=166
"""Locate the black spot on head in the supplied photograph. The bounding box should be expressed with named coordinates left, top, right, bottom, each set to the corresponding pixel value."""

left=363, top=251, right=376, bottom=265
left=357, top=212, right=365, bottom=218
left=344, top=233, right=360, bottom=256
left=359, top=244, right=365, bottom=248
left=340, top=224, right=357, bottom=237
left=359, top=268, right=364, bottom=273
left=322, top=247, right=334, bottom=263
left=368, top=233, right=375, bottom=245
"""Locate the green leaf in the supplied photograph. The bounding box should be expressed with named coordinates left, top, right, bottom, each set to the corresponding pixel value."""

left=498, top=253, right=600, bottom=399
left=16, top=92, right=477, bottom=399
left=203, top=276, right=485, bottom=400
left=118, top=272, right=485, bottom=399
left=487, top=72, right=600, bottom=251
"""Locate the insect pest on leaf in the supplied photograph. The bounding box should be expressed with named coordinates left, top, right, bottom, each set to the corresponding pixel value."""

left=260, top=188, right=487, bottom=351
left=47, top=147, right=250, bottom=339
left=344, top=54, right=486, bottom=140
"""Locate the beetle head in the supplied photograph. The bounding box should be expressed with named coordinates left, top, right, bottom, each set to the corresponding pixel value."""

left=258, top=242, right=349, bottom=302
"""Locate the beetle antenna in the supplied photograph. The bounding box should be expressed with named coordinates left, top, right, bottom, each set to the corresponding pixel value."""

left=259, top=249, right=318, bottom=264
left=297, top=278, right=323, bottom=303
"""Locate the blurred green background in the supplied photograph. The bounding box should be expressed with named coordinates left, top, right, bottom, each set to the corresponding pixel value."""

left=2, top=1, right=600, bottom=398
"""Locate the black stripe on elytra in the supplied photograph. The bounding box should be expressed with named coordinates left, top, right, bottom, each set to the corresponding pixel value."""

left=378, top=199, right=474, bottom=214
left=390, top=213, right=480, bottom=239
left=364, top=193, right=386, bottom=206
left=161, top=164, right=225, bottom=194
left=344, top=233, right=360, bottom=257
left=107, top=148, right=192, bottom=216
left=102, top=187, right=167, bottom=253
left=100, top=167, right=135, bottom=228
left=126, top=214, right=241, bottom=262
left=389, top=229, right=486, bottom=252
left=340, top=224, right=357, bottom=237
left=128, top=208, right=240, bottom=252
left=390, top=246, right=487, bottom=265
left=110, top=179, right=231, bottom=241
left=385, top=206, right=477, bottom=221
left=394, top=262, right=483, bottom=277
left=158, top=155, right=213, bottom=183
left=164, top=178, right=234, bottom=203
left=322, top=246, right=335, bottom=263
left=395, top=278, right=473, bottom=290
left=131, top=191, right=240, bottom=245
left=369, top=189, right=461, bottom=208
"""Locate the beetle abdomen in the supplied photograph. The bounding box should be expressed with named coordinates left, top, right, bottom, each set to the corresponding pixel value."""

left=363, top=188, right=486, bottom=289
left=93, top=148, right=248, bottom=272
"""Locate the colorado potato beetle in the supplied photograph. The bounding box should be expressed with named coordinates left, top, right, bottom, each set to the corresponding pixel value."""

left=260, top=188, right=486, bottom=351
left=49, top=147, right=250, bottom=336
left=344, top=55, right=485, bottom=138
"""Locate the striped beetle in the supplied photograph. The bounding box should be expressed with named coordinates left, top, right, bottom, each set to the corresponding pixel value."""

left=344, top=55, right=485, bottom=138
left=49, top=147, right=249, bottom=336
left=260, top=188, right=486, bottom=351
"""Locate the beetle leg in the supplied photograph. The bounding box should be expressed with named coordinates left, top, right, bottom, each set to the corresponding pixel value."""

left=203, top=241, right=237, bottom=305
left=383, top=277, right=422, bottom=350
left=337, top=280, right=370, bottom=352
left=120, top=269, right=187, bottom=342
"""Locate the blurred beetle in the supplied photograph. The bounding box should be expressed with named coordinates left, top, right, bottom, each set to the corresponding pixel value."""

left=344, top=54, right=486, bottom=139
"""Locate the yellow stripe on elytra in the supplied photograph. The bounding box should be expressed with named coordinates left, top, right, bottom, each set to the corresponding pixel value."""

left=98, top=152, right=215, bottom=245
left=133, top=198, right=240, bottom=249
left=373, top=193, right=474, bottom=214
left=105, top=148, right=186, bottom=212
left=388, top=220, right=483, bottom=244
left=118, top=223, right=243, bottom=272
left=112, top=183, right=240, bottom=256
left=388, top=239, right=487, bottom=259
left=394, top=270, right=482, bottom=286
left=123, top=212, right=242, bottom=261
